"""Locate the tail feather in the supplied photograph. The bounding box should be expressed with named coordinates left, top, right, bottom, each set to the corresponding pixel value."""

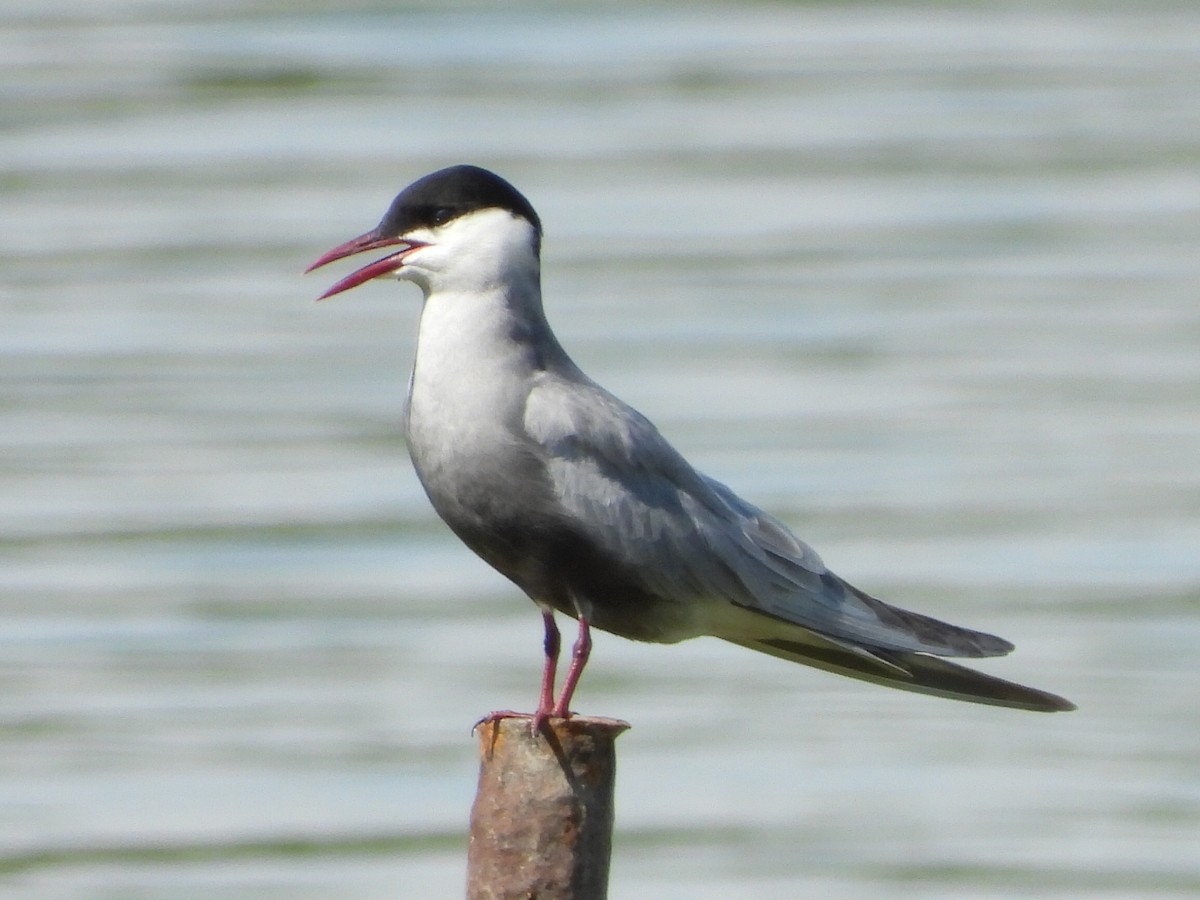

left=725, top=628, right=1075, bottom=713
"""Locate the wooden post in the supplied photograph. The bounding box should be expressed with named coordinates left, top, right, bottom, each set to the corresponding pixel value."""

left=466, top=716, right=630, bottom=900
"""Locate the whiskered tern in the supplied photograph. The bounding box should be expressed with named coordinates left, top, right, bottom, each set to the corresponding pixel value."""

left=307, top=164, right=1075, bottom=725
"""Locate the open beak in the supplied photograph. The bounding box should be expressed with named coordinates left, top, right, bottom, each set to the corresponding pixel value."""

left=305, top=229, right=426, bottom=300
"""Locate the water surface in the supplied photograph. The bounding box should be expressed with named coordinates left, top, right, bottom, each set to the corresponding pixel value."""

left=2, top=2, right=1199, bottom=897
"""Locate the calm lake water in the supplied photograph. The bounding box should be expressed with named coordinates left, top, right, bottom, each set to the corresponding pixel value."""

left=2, top=1, right=1199, bottom=897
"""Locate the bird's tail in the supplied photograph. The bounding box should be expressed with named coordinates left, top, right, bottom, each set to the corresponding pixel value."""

left=722, top=625, right=1075, bottom=712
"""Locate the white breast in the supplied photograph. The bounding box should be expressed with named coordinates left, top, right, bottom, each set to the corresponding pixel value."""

left=404, top=285, right=537, bottom=487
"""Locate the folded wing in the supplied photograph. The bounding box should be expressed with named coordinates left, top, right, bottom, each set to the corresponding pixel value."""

left=523, top=374, right=1074, bottom=712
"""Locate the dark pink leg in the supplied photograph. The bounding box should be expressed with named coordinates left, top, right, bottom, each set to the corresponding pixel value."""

left=550, top=615, right=591, bottom=719
left=477, top=611, right=562, bottom=733
left=531, top=611, right=561, bottom=731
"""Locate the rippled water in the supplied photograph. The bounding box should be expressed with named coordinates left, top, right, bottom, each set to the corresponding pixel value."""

left=2, top=2, right=1199, bottom=897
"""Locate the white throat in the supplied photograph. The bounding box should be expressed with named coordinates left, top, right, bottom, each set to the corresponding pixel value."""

left=401, top=211, right=557, bottom=489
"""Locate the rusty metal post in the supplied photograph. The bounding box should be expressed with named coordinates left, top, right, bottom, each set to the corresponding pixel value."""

left=466, top=716, right=631, bottom=900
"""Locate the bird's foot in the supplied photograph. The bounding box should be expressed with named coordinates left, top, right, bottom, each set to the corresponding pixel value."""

left=472, top=707, right=573, bottom=738
left=549, top=700, right=574, bottom=721
left=472, top=709, right=531, bottom=730
left=532, top=705, right=576, bottom=735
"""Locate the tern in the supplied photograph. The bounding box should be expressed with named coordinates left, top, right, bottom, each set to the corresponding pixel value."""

left=307, top=164, right=1075, bottom=724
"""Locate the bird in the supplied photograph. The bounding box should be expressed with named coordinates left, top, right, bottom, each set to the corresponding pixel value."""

left=306, top=164, right=1075, bottom=725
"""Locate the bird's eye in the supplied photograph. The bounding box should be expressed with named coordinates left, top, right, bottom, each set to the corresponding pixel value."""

left=431, top=207, right=455, bottom=226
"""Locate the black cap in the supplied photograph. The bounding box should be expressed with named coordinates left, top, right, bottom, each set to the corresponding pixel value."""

left=378, top=165, right=542, bottom=242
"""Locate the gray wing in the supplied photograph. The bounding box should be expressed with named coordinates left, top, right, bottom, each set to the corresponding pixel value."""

left=522, top=373, right=1009, bottom=659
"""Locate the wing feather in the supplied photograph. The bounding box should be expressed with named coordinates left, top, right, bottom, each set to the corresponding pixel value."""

left=524, top=375, right=1015, bottom=658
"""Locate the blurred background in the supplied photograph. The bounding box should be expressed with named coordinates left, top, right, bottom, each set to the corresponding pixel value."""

left=2, top=1, right=1198, bottom=897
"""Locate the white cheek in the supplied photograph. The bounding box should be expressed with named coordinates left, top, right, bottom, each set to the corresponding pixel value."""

left=398, top=211, right=539, bottom=294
